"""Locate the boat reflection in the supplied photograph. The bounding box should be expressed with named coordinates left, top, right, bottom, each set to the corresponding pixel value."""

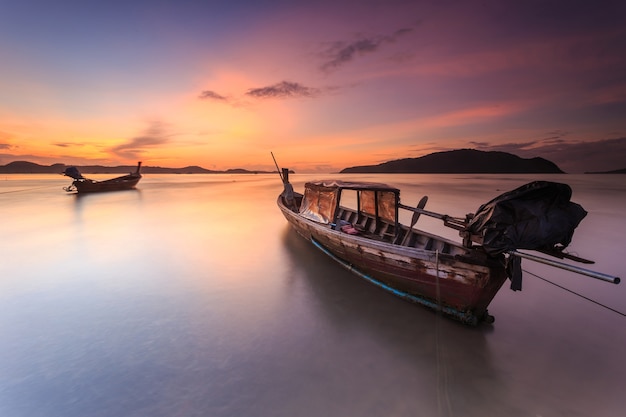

left=279, top=226, right=515, bottom=415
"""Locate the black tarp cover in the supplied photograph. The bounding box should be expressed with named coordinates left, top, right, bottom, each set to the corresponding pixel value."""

left=63, top=166, right=85, bottom=180
left=467, top=181, right=588, bottom=290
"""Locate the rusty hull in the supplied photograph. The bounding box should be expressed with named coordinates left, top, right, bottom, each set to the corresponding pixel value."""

left=279, top=196, right=508, bottom=325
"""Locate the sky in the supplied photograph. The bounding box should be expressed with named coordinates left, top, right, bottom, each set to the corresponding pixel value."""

left=1, top=0, right=625, bottom=173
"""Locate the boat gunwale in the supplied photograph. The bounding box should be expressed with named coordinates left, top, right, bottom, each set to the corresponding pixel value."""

left=277, top=193, right=497, bottom=268
left=278, top=193, right=505, bottom=324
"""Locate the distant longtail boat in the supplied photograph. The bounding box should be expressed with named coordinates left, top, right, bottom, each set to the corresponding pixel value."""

left=63, top=162, right=142, bottom=193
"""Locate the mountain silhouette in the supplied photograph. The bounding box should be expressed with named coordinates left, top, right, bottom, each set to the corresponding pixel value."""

left=340, top=149, right=564, bottom=174
left=0, top=161, right=273, bottom=175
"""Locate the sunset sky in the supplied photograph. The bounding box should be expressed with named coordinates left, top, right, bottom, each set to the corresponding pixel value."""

left=1, top=0, right=625, bottom=173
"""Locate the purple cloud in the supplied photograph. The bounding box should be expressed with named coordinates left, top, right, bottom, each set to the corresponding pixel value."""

left=246, top=81, right=319, bottom=98
left=465, top=136, right=626, bottom=173
left=199, top=90, right=228, bottom=101
left=110, top=122, right=172, bottom=159
left=320, top=27, right=414, bottom=72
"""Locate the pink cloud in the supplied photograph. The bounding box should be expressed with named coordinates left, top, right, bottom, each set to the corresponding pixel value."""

left=419, top=103, right=525, bottom=128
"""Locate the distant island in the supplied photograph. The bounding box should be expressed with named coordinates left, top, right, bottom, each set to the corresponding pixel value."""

left=0, top=161, right=278, bottom=175
left=4, top=153, right=623, bottom=175
left=585, top=168, right=626, bottom=174
left=340, top=149, right=564, bottom=174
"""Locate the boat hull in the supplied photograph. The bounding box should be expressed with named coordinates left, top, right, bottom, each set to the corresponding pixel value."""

left=72, top=175, right=141, bottom=193
left=279, top=196, right=508, bottom=325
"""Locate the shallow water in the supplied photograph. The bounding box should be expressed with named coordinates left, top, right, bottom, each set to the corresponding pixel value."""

left=1, top=173, right=624, bottom=417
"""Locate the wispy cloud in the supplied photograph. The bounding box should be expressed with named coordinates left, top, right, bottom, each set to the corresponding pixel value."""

left=110, top=121, right=173, bottom=160
left=469, top=136, right=626, bottom=173
left=246, top=81, right=319, bottom=99
left=0, top=128, right=13, bottom=145
left=320, top=27, right=414, bottom=72
left=197, top=81, right=325, bottom=105
left=469, top=140, right=539, bottom=152
left=53, top=142, right=77, bottom=148
left=199, top=90, right=228, bottom=101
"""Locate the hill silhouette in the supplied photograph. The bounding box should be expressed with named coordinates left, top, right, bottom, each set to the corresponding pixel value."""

left=585, top=168, right=626, bottom=174
left=340, top=149, right=564, bottom=174
left=0, top=161, right=273, bottom=175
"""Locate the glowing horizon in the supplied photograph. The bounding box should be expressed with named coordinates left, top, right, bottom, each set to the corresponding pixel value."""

left=1, top=1, right=625, bottom=173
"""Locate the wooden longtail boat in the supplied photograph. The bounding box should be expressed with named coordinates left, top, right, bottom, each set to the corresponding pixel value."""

left=275, top=167, right=620, bottom=325
left=63, top=162, right=142, bottom=193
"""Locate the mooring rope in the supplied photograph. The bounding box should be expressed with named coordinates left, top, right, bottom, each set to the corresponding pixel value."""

left=435, top=250, right=454, bottom=417
left=523, top=268, right=626, bottom=317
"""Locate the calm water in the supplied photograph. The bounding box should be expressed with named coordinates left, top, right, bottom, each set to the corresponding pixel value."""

left=1, top=173, right=624, bottom=417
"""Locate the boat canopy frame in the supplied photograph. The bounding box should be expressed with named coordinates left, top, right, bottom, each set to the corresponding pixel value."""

left=300, top=180, right=401, bottom=234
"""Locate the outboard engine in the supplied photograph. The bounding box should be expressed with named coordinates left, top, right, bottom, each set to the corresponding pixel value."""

left=63, top=166, right=85, bottom=180
left=466, top=181, right=588, bottom=290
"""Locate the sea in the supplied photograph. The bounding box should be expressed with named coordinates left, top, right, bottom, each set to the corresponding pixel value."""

left=1, top=172, right=625, bottom=417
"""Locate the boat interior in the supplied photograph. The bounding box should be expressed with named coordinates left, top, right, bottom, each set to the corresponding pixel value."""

left=287, top=193, right=469, bottom=257
left=333, top=206, right=468, bottom=256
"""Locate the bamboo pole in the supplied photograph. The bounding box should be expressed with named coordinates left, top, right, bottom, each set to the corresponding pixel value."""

left=398, top=203, right=466, bottom=230
left=270, top=152, right=284, bottom=183
left=398, top=203, right=620, bottom=285
left=509, top=250, right=620, bottom=284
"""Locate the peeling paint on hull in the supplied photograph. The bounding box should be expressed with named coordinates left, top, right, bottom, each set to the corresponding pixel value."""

left=279, top=197, right=508, bottom=325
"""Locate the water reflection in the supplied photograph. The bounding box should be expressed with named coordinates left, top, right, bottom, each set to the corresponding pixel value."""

left=1, top=174, right=624, bottom=417
left=278, top=227, right=518, bottom=416
left=71, top=189, right=143, bottom=218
